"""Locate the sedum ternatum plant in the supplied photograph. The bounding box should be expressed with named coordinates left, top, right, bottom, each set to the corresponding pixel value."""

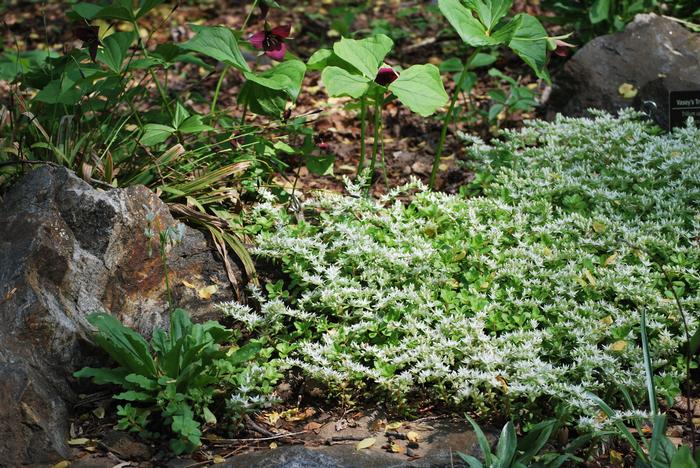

left=309, top=34, right=448, bottom=186
left=222, top=112, right=699, bottom=425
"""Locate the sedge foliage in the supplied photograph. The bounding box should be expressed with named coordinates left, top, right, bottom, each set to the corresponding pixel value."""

left=220, top=111, right=700, bottom=425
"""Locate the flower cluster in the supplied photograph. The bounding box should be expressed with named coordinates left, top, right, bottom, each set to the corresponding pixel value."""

left=219, top=112, right=699, bottom=427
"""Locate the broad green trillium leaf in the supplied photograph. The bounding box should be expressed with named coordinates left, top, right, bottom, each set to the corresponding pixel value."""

left=140, top=124, right=175, bottom=146
left=239, top=60, right=306, bottom=117
left=244, top=60, right=306, bottom=98
left=589, top=0, right=611, bottom=24
left=307, top=48, right=332, bottom=70
left=332, top=34, right=393, bottom=79
left=181, top=25, right=250, bottom=73
left=97, top=31, right=134, bottom=73
left=389, top=64, right=449, bottom=116
left=321, top=66, right=371, bottom=99
left=508, top=14, right=550, bottom=81
left=438, top=0, right=492, bottom=47
left=466, top=0, right=514, bottom=31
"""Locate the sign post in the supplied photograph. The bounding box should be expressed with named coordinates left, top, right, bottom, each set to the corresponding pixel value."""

left=669, top=90, right=700, bottom=129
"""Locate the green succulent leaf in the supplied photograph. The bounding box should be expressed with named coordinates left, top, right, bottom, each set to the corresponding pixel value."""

left=388, top=64, right=448, bottom=116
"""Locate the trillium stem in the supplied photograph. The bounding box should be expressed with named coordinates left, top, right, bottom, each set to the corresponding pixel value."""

left=368, top=93, right=383, bottom=193
left=429, top=48, right=480, bottom=190
left=133, top=21, right=173, bottom=121
left=243, top=0, right=259, bottom=30
left=210, top=65, right=229, bottom=118
left=357, top=95, right=368, bottom=177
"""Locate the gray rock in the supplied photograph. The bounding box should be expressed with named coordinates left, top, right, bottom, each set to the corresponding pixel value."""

left=219, top=419, right=488, bottom=468
left=0, top=166, right=237, bottom=465
left=546, top=13, right=700, bottom=128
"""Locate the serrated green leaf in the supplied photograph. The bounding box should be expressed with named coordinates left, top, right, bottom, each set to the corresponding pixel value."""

left=73, top=366, right=129, bottom=385
left=124, top=373, right=158, bottom=390
left=114, top=390, right=153, bottom=401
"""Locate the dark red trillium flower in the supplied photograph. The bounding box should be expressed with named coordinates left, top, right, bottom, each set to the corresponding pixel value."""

left=553, top=39, right=575, bottom=58
left=249, top=24, right=290, bottom=61
left=375, top=67, right=399, bottom=86
left=73, top=24, right=100, bottom=62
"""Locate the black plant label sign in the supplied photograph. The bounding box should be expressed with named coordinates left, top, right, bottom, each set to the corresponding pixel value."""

left=669, top=90, right=700, bottom=129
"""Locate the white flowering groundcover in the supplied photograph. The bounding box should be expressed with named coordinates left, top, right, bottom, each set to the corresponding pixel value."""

left=220, top=112, right=699, bottom=426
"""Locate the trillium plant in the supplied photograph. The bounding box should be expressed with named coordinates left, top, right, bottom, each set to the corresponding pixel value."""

left=308, top=34, right=449, bottom=187
left=432, top=0, right=563, bottom=188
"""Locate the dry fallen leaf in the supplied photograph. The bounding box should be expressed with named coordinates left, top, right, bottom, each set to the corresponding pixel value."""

left=604, top=253, right=618, bottom=267
left=270, top=442, right=278, bottom=449
left=305, top=421, right=323, bottom=431
left=386, top=422, right=403, bottom=430
left=406, top=431, right=420, bottom=443
left=181, top=279, right=196, bottom=289
left=618, top=83, right=638, bottom=99
left=389, top=442, right=403, bottom=453
left=611, top=340, right=628, bottom=351
left=356, top=437, right=376, bottom=450
left=52, top=462, right=70, bottom=468
left=198, top=284, right=218, bottom=300
left=212, top=455, right=226, bottom=464
left=92, top=407, right=105, bottom=419
left=67, top=437, right=89, bottom=446
left=609, top=449, right=624, bottom=464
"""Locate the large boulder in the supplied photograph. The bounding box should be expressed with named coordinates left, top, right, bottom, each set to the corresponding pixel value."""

left=0, top=166, right=237, bottom=465
left=546, top=13, right=700, bottom=128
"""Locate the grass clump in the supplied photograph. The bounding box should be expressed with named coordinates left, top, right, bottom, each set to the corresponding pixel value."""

left=219, top=111, right=699, bottom=426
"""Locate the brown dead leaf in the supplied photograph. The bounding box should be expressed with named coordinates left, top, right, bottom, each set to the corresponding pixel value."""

left=198, top=285, right=218, bottom=300
left=304, top=421, right=323, bottom=432
left=389, top=441, right=403, bottom=453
